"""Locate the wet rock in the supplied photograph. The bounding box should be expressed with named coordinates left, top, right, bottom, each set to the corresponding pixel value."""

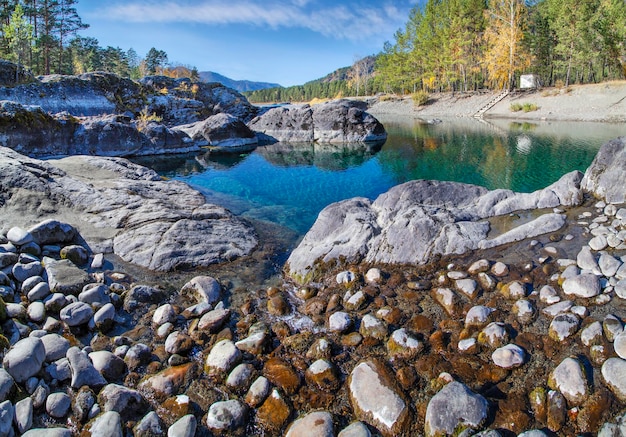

left=386, top=328, right=423, bottom=361
left=581, top=137, right=626, bottom=203
left=425, top=381, right=489, bottom=437
left=226, top=363, right=255, bottom=391
left=175, top=113, right=258, bottom=152
left=546, top=389, right=566, bottom=432
left=206, top=399, right=248, bottom=434
left=359, top=314, right=387, bottom=340
left=124, top=343, right=152, bottom=371
left=263, top=358, right=300, bottom=395
left=305, top=359, right=340, bottom=391
left=285, top=411, right=334, bottom=437
left=123, top=285, right=167, bottom=313
left=60, top=244, right=89, bottom=266
left=139, top=363, right=194, bottom=399
left=548, top=357, right=589, bottom=405
left=152, top=304, right=176, bottom=326
left=245, top=376, right=271, bottom=408
left=348, top=360, right=409, bottom=436
left=2, top=337, right=45, bottom=383
left=257, top=388, right=292, bottom=433
left=133, top=411, right=165, bottom=437
left=164, top=331, right=194, bottom=355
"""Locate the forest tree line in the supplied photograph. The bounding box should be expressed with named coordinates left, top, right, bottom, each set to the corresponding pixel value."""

left=0, top=0, right=197, bottom=79
left=248, top=0, right=626, bottom=102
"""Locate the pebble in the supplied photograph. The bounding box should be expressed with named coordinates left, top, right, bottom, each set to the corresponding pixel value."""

left=549, top=313, right=580, bottom=342
left=614, top=331, right=626, bottom=359
left=60, top=301, right=94, bottom=326
left=603, top=314, right=623, bottom=341
left=245, top=376, right=270, bottom=408
left=491, top=344, right=526, bottom=368
left=602, top=358, right=626, bottom=401
left=206, top=399, right=247, bottom=433
left=491, top=262, right=509, bottom=276
left=468, top=259, right=490, bottom=274
left=204, top=339, right=241, bottom=376
left=336, top=271, right=356, bottom=284
left=338, top=421, right=371, bottom=437
left=562, top=274, right=601, bottom=298
left=286, top=411, right=334, bottom=437
left=581, top=321, right=604, bottom=347
left=478, top=323, right=509, bottom=348
left=425, top=381, right=488, bottom=436
left=577, top=246, right=599, bottom=271
left=167, top=414, right=196, bottom=437
left=359, top=314, right=387, bottom=340
left=46, top=392, right=71, bottom=418
left=2, top=337, right=46, bottom=383
left=365, top=268, right=382, bottom=283
left=87, top=410, right=123, bottom=437
left=548, top=357, right=588, bottom=405
left=15, top=397, right=33, bottom=434
left=465, top=305, right=494, bottom=327
left=589, top=235, right=608, bottom=251
left=455, top=278, right=478, bottom=299
left=539, top=285, right=560, bottom=304
left=7, top=227, right=33, bottom=246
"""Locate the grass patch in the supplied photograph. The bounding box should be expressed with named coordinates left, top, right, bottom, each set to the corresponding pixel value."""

left=412, top=90, right=430, bottom=106
left=510, top=102, right=539, bottom=112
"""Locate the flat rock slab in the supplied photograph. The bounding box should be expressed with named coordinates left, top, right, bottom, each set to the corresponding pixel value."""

left=0, top=148, right=257, bottom=272
left=43, top=258, right=90, bottom=295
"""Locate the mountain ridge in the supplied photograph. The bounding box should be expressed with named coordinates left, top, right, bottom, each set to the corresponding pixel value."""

left=198, top=71, right=281, bottom=92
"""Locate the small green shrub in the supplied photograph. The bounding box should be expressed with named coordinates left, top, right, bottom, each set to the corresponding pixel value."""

left=510, top=103, right=523, bottom=112
left=412, top=90, right=430, bottom=106
left=522, top=103, right=539, bottom=112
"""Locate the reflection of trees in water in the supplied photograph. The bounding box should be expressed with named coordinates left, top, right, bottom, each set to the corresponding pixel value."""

left=257, top=141, right=383, bottom=171
left=130, top=153, right=205, bottom=177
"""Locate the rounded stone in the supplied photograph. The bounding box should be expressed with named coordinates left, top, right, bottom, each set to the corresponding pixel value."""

left=285, top=411, right=334, bottom=437
left=602, top=358, right=626, bottom=401
left=614, top=331, right=626, bottom=359
left=2, top=337, right=46, bottom=383
left=465, top=306, right=494, bottom=327
left=7, top=227, right=33, bottom=246
left=204, top=339, right=241, bottom=376
left=205, top=399, right=247, bottom=433
left=328, top=311, right=352, bottom=333
left=60, top=301, right=94, bottom=326
left=46, top=392, right=72, bottom=418
left=152, top=303, right=177, bottom=325
left=425, top=381, right=489, bottom=436
left=491, top=344, right=526, bottom=369
left=549, top=313, right=580, bottom=342
left=548, top=357, right=588, bottom=406
left=40, top=333, right=70, bottom=362
left=562, top=274, right=601, bottom=298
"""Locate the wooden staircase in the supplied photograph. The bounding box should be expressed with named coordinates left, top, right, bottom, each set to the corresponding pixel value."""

left=473, top=90, right=509, bottom=118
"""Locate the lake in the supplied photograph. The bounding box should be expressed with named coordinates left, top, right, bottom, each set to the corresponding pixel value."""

left=132, top=116, right=625, bottom=242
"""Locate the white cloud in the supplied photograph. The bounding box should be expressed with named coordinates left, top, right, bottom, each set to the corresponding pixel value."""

left=95, top=0, right=410, bottom=41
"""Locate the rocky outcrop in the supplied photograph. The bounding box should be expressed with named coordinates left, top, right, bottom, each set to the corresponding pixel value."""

left=0, top=60, right=35, bottom=86
left=286, top=171, right=584, bottom=282
left=581, top=137, right=626, bottom=204
left=248, top=100, right=387, bottom=144
left=0, top=146, right=257, bottom=271
left=173, top=113, right=258, bottom=152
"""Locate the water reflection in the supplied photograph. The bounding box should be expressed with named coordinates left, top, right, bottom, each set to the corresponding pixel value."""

left=131, top=116, right=624, bottom=237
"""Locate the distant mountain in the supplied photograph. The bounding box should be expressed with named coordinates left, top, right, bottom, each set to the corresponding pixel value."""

left=198, top=71, right=281, bottom=93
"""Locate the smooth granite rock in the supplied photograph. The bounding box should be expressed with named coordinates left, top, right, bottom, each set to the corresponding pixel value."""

left=581, top=137, right=626, bottom=203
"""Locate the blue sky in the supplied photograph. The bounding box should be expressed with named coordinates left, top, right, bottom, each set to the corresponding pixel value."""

left=76, top=0, right=417, bottom=86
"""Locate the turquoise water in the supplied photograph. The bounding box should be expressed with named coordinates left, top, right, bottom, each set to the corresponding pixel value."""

left=132, top=117, right=625, bottom=236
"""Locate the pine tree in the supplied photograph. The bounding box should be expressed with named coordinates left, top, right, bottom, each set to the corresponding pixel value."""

left=3, top=3, right=34, bottom=80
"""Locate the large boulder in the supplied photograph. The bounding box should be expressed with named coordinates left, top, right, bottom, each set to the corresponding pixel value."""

left=581, top=136, right=626, bottom=203
left=0, top=147, right=257, bottom=271
left=248, top=100, right=386, bottom=144
left=286, top=172, right=583, bottom=283
left=173, top=113, right=258, bottom=152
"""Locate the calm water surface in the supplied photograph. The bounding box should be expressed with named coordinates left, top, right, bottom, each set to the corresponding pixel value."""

left=132, top=117, right=625, bottom=239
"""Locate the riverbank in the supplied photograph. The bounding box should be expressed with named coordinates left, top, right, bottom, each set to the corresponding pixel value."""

left=367, top=81, right=626, bottom=123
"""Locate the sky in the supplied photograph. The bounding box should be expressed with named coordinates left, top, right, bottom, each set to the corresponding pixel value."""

left=76, top=0, right=418, bottom=87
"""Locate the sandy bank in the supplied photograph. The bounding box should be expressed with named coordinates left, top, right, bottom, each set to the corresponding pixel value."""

left=367, top=81, right=626, bottom=123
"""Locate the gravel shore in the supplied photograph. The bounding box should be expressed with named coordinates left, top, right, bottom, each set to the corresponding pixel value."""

left=367, top=81, right=626, bottom=123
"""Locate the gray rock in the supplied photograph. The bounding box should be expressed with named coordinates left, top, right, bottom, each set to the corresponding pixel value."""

left=72, top=386, right=96, bottom=424
left=287, top=172, right=583, bottom=282
left=226, top=363, right=255, bottom=390
left=0, top=149, right=257, bottom=272
left=0, top=400, right=13, bottom=437
left=286, top=411, right=334, bottom=437
left=43, top=258, right=90, bottom=295
left=205, top=339, right=241, bottom=375
left=425, top=381, right=489, bottom=436
left=86, top=410, right=123, bottom=437
left=152, top=304, right=176, bottom=326
left=577, top=246, right=599, bottom=271
left=60, top=301, right=94, bottom=326
left=0, top=253, right=17, bottom=270
left=2, top=337, right=45, bottom=383
left=40, top=333, right=70, bottom=362
left=134, top=411, right=164, bottom=437
left=79, top=284, right=110, bottom=307
left=27, top=301, right=46, bottom=323
left=22, top=428, right=72, bottom=437
left=562, top=273, right=601, bottom=298
left=124, top=343, right=152, bottom=371
left=123, top=285, right=167, bottom=313
left=600, top=253, right=623, bottom=278
left=14, top=397, right=33, bottom=434
left=0, top=370, right=13, bottom=402
left=27, top=281, right=50, bottom=301
left=44, top=293, right=69, bottom=313
left=198, top=308, right=230, bottom=332
left=581, top=137, right=626, bottom=203
left=46, top=358, right=71, bottom=382
left=167, top=413, right=196, bottom=437
left=28, top=220, right=76, bottom=246
left=12, top=261, right=43, bottom=283
left=46, top=392, right=72, bottom=418
left=7, top=227, right=33, bottom=246
left=89, top=350, right=127, bottom=381
left=67, top=346, right=107, bottom=389
left=174, top=113, right=258, bottom=152
left=98, top=383, right=147, bottom=422
left=93, top=303, right=116, bottom=331
left=180, top=276, right=221, bottom=305
left=205, top=399, right=247, bottom=433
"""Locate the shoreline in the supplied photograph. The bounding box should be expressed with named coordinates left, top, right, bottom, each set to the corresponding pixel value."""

left=365, top=81, right=626, bottom=124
